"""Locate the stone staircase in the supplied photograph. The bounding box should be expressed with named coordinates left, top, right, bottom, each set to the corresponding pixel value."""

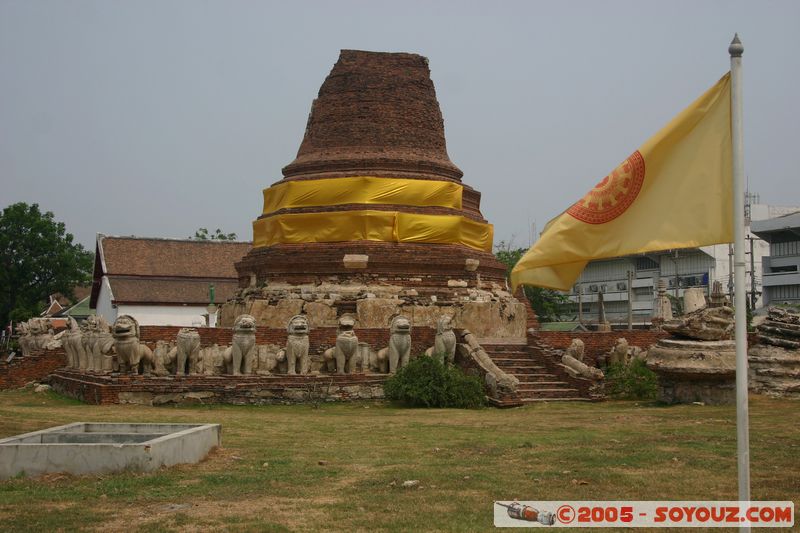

left=477, top=338, right=586, bottom=402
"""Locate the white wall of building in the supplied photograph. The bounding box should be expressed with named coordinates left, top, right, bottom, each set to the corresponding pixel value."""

left=117, top=305, right=208, bottom=327
left=93, top=275, right=208, bottom=327
left=95, top=277, right=118, bottom=325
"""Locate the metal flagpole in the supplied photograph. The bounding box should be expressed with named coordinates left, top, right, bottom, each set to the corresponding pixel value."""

left=729, top=34, right=751, bottom=532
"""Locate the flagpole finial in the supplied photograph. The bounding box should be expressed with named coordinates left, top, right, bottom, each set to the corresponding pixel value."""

left=729, top=33, right=743, bottom=57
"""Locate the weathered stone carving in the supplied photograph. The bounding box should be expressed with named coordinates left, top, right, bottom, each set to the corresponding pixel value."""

left=683, top=288, right=707, bottom=314
left=199, top=344, right=226, bottom=375
left=17, top=318, right=55, bottom=357
left=61, top=317, right=86, bottom=369
left=175, top=328, right=201, bottom=376
left=224, top=314, right=257, bottom=375
left=708, top=280, right=729, bottom=307
left=358, top=342, right=379, bottom=373
left=386, top=315, right=412, bottom=373
left=324, top=315, right=359, bottom=374
left=459, top=331, right=519, bottom=398
left=565, top=338, right=585, bottom=363
left=561, top=352, right=604, bottom=381
left=82, top=316, right=114, bottom=372
left=663, top=306, right=734, bottom=341
left=608, top=338, right=629, bottom=366
left=651, top=279, right=673, bottom=328
left=425, top=315, right=456, bottom=366
left=112, top=315, right=153, bottom=375
left=153, top=340, right=177, bottom=376
left=285, top=315, right=311, bottom=375
left=255, top=344, right=286, bottom=375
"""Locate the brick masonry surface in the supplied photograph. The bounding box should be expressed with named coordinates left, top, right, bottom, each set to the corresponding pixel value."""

left=536, top=330, right=668, bottom=365
left=0, top=348, right=66, bottom=389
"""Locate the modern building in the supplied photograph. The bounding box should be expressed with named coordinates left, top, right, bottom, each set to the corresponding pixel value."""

left=89, top=235, right=251, bottom=326
left=701, top=201, right=800, bottom=308
left=566, top=200, right=800, bottom=325
left=567, top=248, right=715, bottom=327
left=751, top=211, right=800, bottom=307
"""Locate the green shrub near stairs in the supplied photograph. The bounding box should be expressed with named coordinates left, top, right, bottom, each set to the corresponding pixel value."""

left=384, top=356, right=485, bottom=408
left=605, top=359, right=658, bottom=400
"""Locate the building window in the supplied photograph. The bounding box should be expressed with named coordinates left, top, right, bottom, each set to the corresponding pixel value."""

left=635, top=257, right=659, bottom=270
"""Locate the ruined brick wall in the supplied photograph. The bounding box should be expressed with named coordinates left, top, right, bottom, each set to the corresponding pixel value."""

left=0, top=348, right=66, bottom=389
left=536, top=330, right=668, bottom=365
left=284, top=50, right=462, bottom=181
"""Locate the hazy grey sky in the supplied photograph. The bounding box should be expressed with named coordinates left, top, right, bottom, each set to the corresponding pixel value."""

left=2, top=0, right=798, bottom=250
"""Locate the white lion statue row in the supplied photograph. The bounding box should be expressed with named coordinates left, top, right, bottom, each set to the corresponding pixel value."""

left=60, top=312, right=460, bottom=377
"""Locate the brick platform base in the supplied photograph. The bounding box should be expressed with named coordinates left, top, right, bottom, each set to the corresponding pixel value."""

left=50, top=369, right=388, bottom=406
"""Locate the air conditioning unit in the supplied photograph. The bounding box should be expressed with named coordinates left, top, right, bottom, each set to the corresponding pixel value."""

left=589, top=284, right=599, bottom=292
left=617, top=282, right=627, bottom=290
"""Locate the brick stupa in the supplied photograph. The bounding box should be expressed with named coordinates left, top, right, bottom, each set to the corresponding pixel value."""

left=224, top=50, right=526, bottom=337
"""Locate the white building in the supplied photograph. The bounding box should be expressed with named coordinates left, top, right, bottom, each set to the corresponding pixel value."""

left=90, top=235, right=251, bottom=326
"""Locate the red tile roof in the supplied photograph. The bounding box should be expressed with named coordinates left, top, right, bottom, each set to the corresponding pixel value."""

left=107, top=277, right=240, bottom=305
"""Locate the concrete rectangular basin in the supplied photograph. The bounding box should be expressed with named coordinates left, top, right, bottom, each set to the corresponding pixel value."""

left=0, top=422, right=221, bottom=479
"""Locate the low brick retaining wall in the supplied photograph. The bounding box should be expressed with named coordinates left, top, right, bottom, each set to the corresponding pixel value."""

left=0, top=348, right=67, bottom=389
left=50, top=370, right=388, bottom=406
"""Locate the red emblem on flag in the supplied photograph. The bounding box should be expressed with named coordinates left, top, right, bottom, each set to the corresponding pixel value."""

left=567, top=151, right=646, bottom=224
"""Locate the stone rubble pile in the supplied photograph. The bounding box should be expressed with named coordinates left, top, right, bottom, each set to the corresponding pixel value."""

left=748, top=307, right=800, bottom=397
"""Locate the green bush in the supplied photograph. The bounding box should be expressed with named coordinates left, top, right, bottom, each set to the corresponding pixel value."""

left=383, top=356, right=485, bottom=408
left=606, top=359, right=658, bottom=400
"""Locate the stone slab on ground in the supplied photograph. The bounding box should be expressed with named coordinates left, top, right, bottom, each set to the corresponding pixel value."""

left=0, top=422, right=220, bottom=479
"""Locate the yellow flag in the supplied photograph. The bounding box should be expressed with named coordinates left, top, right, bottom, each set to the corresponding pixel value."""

left=511, top=73, right=732, bottom=291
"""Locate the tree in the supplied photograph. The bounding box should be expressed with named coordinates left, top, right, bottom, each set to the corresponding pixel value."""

left=494, top=242, right=571, bottom=322
left=191, top=227, right=238, bottom=241
left=0, top=203, right=93, bottom=325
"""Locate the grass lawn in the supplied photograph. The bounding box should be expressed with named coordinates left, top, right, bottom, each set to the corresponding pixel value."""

left=0, top=389, right=797, bottom=532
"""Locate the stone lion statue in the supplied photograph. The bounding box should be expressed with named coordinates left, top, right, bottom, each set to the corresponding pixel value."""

left=425, top=315, right=456, bottom=365
left=285, top=315, right=310, bottom=375
left=562, top=351, right=604, bottom=381
left=112, top=315, right=153, bottom=375
left=175, top=327, right=201, bottom=375
left=153, top=340, right=177, bottom=376
left=565, top=338, right=585, bottom=362
left=255, top=344, right=286, bottom=375
left=608, top=338, right=630, bottom=366
left=18, top=318, right=55, bottom=357
left=224, top=314, right=256, bottom=375
left=386, top=315, right=412, bottom=373
left=199, top=344, right=225, bottom=375
left=82, top=316, right=114, bottom=372
left=324, top=315, right=359, bottom=374
left=61, top=317, right=86, bottom=369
